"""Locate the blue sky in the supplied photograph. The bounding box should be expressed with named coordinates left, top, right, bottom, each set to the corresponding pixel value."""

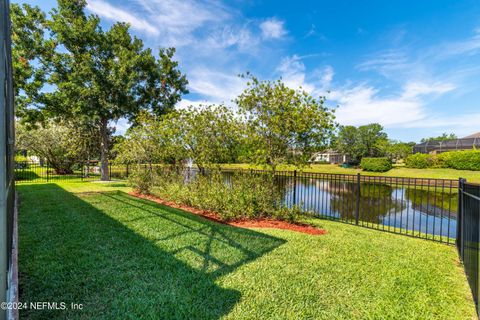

left=22, top=0, right=480, bottom=142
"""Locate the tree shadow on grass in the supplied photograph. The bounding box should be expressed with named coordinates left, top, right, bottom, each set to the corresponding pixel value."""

left=15, top=169, right=40, bottom=182
left=17, top=184, right=286, bottom=319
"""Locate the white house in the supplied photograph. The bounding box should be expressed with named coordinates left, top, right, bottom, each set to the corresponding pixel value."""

left=311, top=150, right=349, bottom=164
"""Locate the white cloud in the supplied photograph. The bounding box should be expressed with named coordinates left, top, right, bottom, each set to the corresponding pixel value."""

left=87, top=0, right=159, bottom=35
left=277, top=55, right=315, bottom=92
left=187, top=68, right=246, bottom=104
left=330, top=79, right=456, bottom=128
left=433, top=29, right=480, bottom=59
left=87, top=0, right=229, bottom=46
left=87, top=0, right=286, bottom=52
left=356, top=49, right=421, bottom=80
left=260, top=18, right=287, bottom=39
left=399, top=111, right=480, bottom=139
left=320, top=65, right=334, bottom=88
left=275, top=54, right=457, bottom=129
left=401, top=81, right=455, bottom=99
left=205, top=25, right=258, bottom=51
left=331, top=85, right=425, bottom=127
left=276, top=55, right=334, bottom=95
left=175, top=98, right=209, bottom=110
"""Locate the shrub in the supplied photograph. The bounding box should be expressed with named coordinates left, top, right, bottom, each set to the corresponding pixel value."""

left=128, top=168, right=157, bottom=194
left=150, top=169, right=303, bottom=222
left=440, top=150, right=480, bottom=171
left=436, top=152, right=452, bottom=168
left=360, top=157, right=392, bottom=172
left=405, top=153, right=434, bottom=169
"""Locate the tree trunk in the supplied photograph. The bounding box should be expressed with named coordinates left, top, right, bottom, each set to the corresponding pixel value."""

left=100, top=118, right=110, bottom=181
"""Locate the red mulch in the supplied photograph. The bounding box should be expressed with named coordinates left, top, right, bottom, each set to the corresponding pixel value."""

left=129, top=192, right=326, bottom=235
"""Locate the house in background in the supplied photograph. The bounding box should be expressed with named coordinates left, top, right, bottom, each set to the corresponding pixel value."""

left=413, top=132, right=480, bottom=154
left=311, top=150, right=350, bottom=164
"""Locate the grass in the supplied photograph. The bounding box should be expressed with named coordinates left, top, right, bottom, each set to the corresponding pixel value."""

left=220, top=163, right=480, bottom=183
left=17, top=181, right=475, bottom=319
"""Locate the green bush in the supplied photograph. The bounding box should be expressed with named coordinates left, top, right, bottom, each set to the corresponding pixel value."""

left=360, top=157, right=392, bottom=172
left=436, top=152, right=452, bottom=168
left=15, top=154, right=29, bottom=162
left=128, top=168, right=157, bottom=194
left=406, top=150, right=480, bottom=171
left=405, top=153, right=434, bottom=169
left=150, top=170, right=303, bottom=222
left=440, top=150, right=480, bottom=171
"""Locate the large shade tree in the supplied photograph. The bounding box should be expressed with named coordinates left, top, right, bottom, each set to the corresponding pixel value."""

left=11, top=0, right=188, bottom=180
left=16, top=121, right=98, bottom=174
left=10, top=3, right=52, bottom=123
left=335, top=123, right=388, bottom=163
left=235, top=74, right=336, bottom=172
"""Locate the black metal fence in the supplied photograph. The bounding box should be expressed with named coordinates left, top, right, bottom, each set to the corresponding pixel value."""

left=197, top=168, right=459, bottom=244
left=14, top=163, right=460, bottom=243
left=14, top=161, right=131, bottom=183
left=457, top=180, right=480, bottom=314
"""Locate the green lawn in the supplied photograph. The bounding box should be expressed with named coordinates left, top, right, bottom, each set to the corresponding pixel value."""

left=220, top=163, right=480, bottom=183
left=18, top=181, right=475, bottom=319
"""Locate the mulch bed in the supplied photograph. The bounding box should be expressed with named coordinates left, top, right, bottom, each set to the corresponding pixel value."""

left=129, top=192, right=326, bottom=235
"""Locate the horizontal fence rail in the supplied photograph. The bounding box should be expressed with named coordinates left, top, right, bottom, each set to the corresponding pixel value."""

left=457, top=180, right=480, bottom=314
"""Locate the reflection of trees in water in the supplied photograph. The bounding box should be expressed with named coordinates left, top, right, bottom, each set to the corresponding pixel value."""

left=405, top=188, right=457, bottom=217
left=329, top=181, right=403, bottom=223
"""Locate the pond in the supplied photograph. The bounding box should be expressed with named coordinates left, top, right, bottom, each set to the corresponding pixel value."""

left=285, top=176, right=457, bottom=239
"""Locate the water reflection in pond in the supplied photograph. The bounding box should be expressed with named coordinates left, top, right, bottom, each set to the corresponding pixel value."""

left=286, top=176, right=457, bottom=239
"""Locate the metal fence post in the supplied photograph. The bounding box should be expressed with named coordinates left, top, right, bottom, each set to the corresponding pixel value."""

left=109, top=162, right=112, bottom=180
left=46, top=162, right=49, bottom=182
left=355, top=173, right=360, bottom=225
left=126, top=163, right=129, bottom=178
left=293, top=170, right=297, bottom=206
left=457, top=178, right=464, bottom=258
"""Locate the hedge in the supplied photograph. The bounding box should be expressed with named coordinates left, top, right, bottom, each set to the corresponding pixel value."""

left=405, top=153, right=434, bottom=169
left=440, top=150, right=480, bottom=171
left=406, top=150, right=480, bottom=171
left=360, top=157, right=392, bottom=172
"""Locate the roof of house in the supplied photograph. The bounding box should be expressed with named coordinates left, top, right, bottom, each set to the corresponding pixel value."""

left=462, top=132, right=480, bottom=139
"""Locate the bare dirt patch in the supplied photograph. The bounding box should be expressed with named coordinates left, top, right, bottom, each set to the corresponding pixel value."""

left=129, top=192, right=326, bottom=235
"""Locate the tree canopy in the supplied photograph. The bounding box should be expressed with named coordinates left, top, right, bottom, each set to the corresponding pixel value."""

left=116, top=106, right=240, bottom=171
left=11, top=0, right=188, bottom=180
left=420, top=132, right=457, bottom=143
left=16, top=121, right=97, bottom=174
left=336, top=123, right=388, bottom=163
left=236, top=74, right=336, bottom=172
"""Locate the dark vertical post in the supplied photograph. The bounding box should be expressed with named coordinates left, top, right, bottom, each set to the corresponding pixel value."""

left=109, top=162, right=112, bottom=180
left=355, top=173, right=360, bottom=225
left=293, top=170, right=297, bottom=206
left=46, top=162, right=49, bottom=182
left=456, top=178, right=464, bottom=257
left=126, top=163, right=129, bottom=178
